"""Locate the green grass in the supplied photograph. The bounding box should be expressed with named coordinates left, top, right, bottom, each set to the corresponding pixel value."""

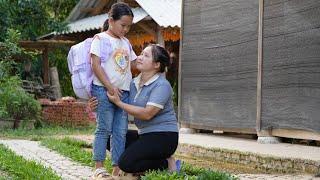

left=41, top=137, right=238, bottom=180
left=140, top=164, right=237, bottom=180
left=0, top=169, right=13, bottom=180
left=1, top=124, right=95, bottom=139
left=0, top=144, right=61, bottom=180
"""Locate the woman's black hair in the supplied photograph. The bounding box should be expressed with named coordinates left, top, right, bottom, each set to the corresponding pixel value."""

left=148, top=44, right=170, bottom=73
left=103, top=2, right=134, bottom=31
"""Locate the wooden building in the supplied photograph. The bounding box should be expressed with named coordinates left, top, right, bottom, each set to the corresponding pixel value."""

left=39, top=0, right=181, bottom=78
left=40, top=0, right=181, bottom=50
left=179, top=0, right=320, bottom=140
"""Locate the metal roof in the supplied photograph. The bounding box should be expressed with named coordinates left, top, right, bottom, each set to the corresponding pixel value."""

left=66, top=0, right=101, bottom=22
left=38, top=0, right=182, bottom=38
left=60, top=7, right=148, bottom=34
left=135, top=0, right=182, bottom=27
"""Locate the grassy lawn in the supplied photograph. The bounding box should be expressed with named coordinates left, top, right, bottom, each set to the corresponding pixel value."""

left=0, top=169, right=13, bottom=180
left=0, top=144, right=60, bottom=180
left=0, top=124, right=95, bottom=140
left=40, top=137, right=238, bottom=180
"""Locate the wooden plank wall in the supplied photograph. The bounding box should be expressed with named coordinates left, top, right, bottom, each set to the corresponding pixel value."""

left=180, top=0, right=258, bottom=130
left=261, top=0, right=320, bottom=132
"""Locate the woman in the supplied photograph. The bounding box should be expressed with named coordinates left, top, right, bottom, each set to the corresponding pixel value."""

left=90, top=44, right=179, bottom=174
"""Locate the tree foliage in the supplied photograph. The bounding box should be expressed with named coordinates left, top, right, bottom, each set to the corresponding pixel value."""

left=0, top=0, right=79, bottom=97
left=0, top=0, right=78, bottom=41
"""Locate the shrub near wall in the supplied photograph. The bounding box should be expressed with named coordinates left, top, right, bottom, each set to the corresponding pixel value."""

left=0, top=29, right=41, bottom=129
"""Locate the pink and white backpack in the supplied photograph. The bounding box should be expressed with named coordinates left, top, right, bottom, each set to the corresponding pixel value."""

left=67, top=36, right=132, bottom=99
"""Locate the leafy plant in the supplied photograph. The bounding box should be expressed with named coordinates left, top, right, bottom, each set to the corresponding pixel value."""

left=0, top=29, right=41, bottom=129
left=141, top=170, right=196, bottom=180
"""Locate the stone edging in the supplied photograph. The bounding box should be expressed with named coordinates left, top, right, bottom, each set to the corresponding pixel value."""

left=176, top=143, right=320, bottom=174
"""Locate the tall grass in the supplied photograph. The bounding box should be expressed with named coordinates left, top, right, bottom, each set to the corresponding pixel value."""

left=0, top=144, right=60, bottom=180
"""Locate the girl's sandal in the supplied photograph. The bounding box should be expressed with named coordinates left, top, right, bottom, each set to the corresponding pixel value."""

left=92, top=168, right=114, bottom=180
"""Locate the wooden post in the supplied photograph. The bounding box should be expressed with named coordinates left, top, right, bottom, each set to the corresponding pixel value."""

left=42, top=47, right=49, bottom=85
left=256, top=0, right=264, bottom=132
left=178, top=0, right=184, bottom=125
left=156, top=25, right=165, bottom=47
left=178, top=0, right=196, bottom=134
left=50, top=67, right=62, bottom=99
left=256, top=0, right=280, bottom=143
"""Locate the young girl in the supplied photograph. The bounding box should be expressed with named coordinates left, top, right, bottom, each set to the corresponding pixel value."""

left=90, top=2, right=136, bottom=179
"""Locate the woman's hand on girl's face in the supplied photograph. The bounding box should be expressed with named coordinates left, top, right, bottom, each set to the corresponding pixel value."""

left=107, top=91, right=121, bottom=104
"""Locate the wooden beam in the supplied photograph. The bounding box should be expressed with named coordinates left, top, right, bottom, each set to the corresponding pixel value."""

left=19, top=40, right=75, bottom=50
left=81, top=7, right=96, bottom=13
left=92, top=0, right=110, bottom=16
left=272, top=129, right=320, bottom=141
left=180, top=122, right=256, bottom=134
left=42, top=48, right=49, bottom=85
left=137, top=23, right=156, bottom=37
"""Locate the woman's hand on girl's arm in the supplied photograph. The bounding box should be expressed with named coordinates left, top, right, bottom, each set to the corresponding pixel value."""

left=88, top=96, right=98, bottom=111
left=107, top=91, right=121, bottom=104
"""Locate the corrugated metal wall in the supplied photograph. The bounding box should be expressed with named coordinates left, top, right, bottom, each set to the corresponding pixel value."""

left=261, top=0, right=320, bottom=132
left=180, top=0, right=320, bottom=133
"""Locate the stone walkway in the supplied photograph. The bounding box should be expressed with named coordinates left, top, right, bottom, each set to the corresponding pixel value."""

left=0, top=139, right=319, bottom=180
left=0, top=140, right=93, bottom=180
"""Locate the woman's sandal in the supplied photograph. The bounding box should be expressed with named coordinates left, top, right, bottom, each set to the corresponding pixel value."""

left=176, top=160, right=182, bottom=173
left=117, top=170, right=139, bottom=180
left=176, top=159, right=181, bottom=173
left=92, top=168, right=114, bottom=180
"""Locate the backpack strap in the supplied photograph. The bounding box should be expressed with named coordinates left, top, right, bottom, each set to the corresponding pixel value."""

left=123, top=37, right=133, bottom=52
left=92, top=35, right=111, bottom=63
left=101, top=38, right=112, bottom=63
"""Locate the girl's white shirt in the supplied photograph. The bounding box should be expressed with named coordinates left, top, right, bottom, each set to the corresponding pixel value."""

left=90, top=32, right=137, bottom=91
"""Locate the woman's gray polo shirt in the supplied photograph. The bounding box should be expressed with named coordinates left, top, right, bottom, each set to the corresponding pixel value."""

left=129, top=73, right=178, bottom=134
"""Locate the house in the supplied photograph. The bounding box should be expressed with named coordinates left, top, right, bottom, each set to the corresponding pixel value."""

left=179, top=0, right=320, bottom=141
left=39, top=0, right=181, bottom=78
left=40, top=0, right=181, bottom=50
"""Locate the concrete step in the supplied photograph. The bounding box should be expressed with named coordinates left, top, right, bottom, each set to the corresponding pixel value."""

left=178, top=133, right=320, bottom=174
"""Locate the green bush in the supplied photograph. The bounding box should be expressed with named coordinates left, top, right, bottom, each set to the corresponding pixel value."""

left=0, top=77, right=41, bottom=128
left=0, top=29, right=42, bottom=129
